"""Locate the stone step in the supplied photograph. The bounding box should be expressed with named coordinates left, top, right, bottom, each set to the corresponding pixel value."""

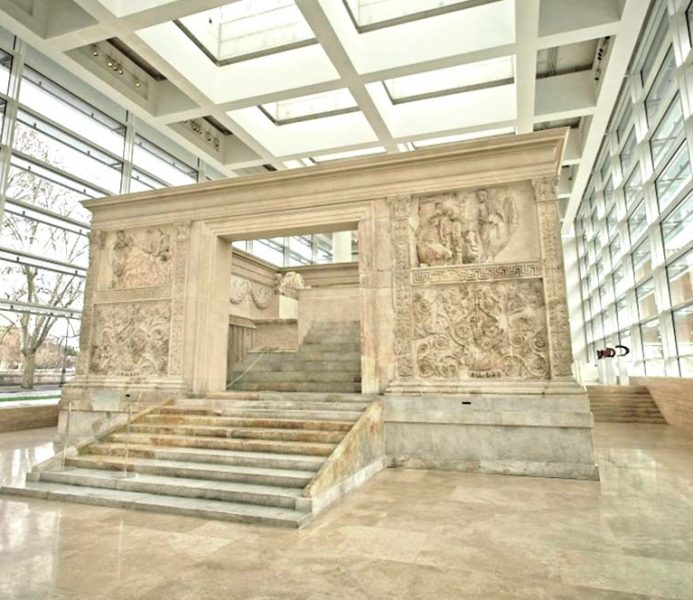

left=142, top=415, right=354, bottom=432
left=1, top=482, right=309, bottom=528
left=302, top=333, right=359, bottom=343
left=37, top=468, right=304, bottom=509
left=231, top=382, right=362, bottom=393
left=594, top=416, right=667, bottom=423
left=235, top=361, right=361, bottom=373
left=173, top=406, right=362, bottom=421
left=129, top=423, right=345, bottom=444
left=230, top=371, right=360, bottom=383
left=193, top=400, right=368, bottom=412
left=106, top=432, right=337, bottom=456
left=86, top=443, right=326, bottom=471
left=247, top=351, right=361, bottom=362
left=299, top=342, right=361, bottom=352
left=66, top=455, right=314, bottom=488
left=203, top=391, right=375, bottom=403
left=308, top=321, right=359, bottom=330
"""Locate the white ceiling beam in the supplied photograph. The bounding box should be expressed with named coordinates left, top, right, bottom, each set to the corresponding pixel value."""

left=295, top=0, right=397, bottom=153
left=562, top=127, right=582, bottom=165
left=534, top=71, right=597, bottom=121
left=539, top=0, right=621, bottom=38
left=514, top=0, right=540, bottom=134
left=562, top=0, right=650, bottom=232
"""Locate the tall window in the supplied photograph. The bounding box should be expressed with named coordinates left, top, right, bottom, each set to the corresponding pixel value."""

left=574, top=6, right=693, bottom=378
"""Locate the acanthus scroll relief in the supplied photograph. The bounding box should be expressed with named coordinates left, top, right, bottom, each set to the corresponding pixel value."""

left=107, top=228, right=174, bottom=288
left=89, top=302, right=170, bottom=376
left=416, top=187, right=518, bottom=267
left=413, top=280, right=550, bottom=379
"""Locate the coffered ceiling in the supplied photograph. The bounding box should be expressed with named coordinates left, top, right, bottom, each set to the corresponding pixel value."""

left=0, top=0, right=650, bottom=228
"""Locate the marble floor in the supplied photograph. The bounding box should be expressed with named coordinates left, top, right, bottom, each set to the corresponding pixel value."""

left=0, top=424, right=692, bottom=599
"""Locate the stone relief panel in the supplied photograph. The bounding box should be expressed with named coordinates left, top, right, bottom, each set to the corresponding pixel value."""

left=274, top=271, right=306, bottom=299
left=89, top=301, right=171, bottom=376
left=413, top=280, right=550, bottom=380
left=102, top=227, right=175, bottom=289
left=229, top=276, right=273, bottom=309
left=389, top=196, right=415, bottom=378
left=415, top=184, right=539, bottom=267
left=533, top=177, right=574, bottom=377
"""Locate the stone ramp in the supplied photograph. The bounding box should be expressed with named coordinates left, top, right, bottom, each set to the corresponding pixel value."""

left=587, top=385, right=667, bottom=424
left=230, top=321, right=362, bottom=393
left=2, top=392, right=382, bottom=528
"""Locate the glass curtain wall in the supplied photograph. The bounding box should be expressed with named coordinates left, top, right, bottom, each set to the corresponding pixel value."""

left=574, top=1, right=693, bottom=378
left=0, top=35, right=212, bottom=387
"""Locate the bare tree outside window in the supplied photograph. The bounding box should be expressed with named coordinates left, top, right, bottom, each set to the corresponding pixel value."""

left=0, top=124, right=88, bottom=388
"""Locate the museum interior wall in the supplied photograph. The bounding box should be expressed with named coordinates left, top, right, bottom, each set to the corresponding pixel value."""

left=56, top=130, right=598, bottom=480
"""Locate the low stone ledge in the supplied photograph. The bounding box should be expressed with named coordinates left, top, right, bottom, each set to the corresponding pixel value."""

left=0, top=401, right=59, bottom=433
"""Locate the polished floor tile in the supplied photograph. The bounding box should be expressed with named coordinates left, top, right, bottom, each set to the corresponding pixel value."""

left=0, top=423, right=692, bottom=599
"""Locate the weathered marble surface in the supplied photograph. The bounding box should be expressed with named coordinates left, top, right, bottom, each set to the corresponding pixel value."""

left=305, top=400, right=385, bottom=506
left=1, top=423, right=693, bottom=599
left=0, top=401, right=59, bottom=434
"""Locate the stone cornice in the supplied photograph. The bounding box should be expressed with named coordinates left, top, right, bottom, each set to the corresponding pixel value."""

left=85, top=130, right=568, bottom=227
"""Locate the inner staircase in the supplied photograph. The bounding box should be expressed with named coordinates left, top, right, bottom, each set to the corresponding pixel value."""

left=230, top=321, right=361, bottom=393
left=3, top=392, right=379, bottom=527
left=587, top=385, right=666, bottom=424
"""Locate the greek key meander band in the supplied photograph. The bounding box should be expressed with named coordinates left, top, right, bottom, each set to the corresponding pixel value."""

left=411, top=262, right=542, bottom=286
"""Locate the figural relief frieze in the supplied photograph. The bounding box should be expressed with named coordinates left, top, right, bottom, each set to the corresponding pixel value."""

left=416, top=187, right=518, bottom=267
left=107, top=228, right=174, bottom=288
left=229, top=277, right=272, bottom=310
left=413, top=280, right=550, bottom=379
left=89, top=302, right=171, bottom=376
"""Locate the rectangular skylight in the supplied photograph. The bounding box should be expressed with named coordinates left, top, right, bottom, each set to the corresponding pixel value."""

left=260, top=89, right=358, bottom=124
left=384, top=56, right=514, bottom=102
left=98, top=0, right=178, bottom=18
left=177, top=0, right=315, bottom=64
left=312, top=146, right=385, bottom=162
left=344, top=0, right=488, bottom=30
left=413, top=126, right=514, bottom=148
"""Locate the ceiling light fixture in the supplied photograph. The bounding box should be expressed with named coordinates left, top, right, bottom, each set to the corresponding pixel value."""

left=91, top=44, right=99, bottom=57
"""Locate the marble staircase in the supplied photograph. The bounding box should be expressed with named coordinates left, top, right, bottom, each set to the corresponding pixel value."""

left=230, top=321, right=361, bottom=393
left=2, top=392, right=379, bottom=527
left=587, top=385, right=666, bottom=424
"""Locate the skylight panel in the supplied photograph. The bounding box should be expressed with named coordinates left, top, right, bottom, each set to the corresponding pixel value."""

left=260, top=89, right=358, bottom=124
left=344, top=0, right=491, bottom=30
left=383, top=56, right=514, bottom=103
left=312, top=147, right=385, bottom=162
left=176, top=0, right=315, bottom=64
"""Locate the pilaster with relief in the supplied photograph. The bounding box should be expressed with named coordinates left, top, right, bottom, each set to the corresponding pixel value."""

left=389, top=195, right=414, bottom=379
left=74, top=229, right=105, bottom=376
left=533, top=176, right=574, bottom=378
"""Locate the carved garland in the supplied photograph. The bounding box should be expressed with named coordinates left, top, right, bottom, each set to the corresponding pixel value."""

left=229, top=278, right=272, bottom=309
left=533, top=176, right=574, bottom=377
left=389, top=196, right=415, bottom=378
